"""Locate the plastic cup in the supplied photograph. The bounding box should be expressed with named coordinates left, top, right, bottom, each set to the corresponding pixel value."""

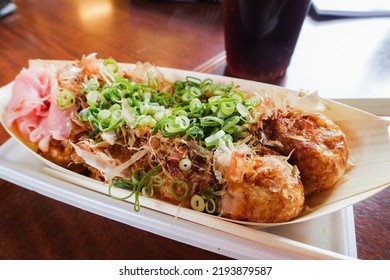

left=222, top=0, right=311, bottom=83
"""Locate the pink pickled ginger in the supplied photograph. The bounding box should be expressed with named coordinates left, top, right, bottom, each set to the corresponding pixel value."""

left=4, top=64, right=75, bottom=152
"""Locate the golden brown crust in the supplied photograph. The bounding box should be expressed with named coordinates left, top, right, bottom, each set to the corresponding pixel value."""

left=262, top=113, right=349, bottom=195
left=218, top=152, right=305, bottom=223
left=38, top=139, right=87, bottom=173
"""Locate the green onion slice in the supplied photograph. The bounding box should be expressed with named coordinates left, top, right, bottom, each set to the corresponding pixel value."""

left=220, top=101, right=235, bottom=117
left=205, top=199, right=216, bottom=214
left=109, top=180, right=136, bottom=201
left=222, top=115, right=240, bottom=132
left=236, top=102, right=249, bottom=117
left=169, top=179, right=189, bottom=200
left=103, top=58, right=119, bottom=74
left=200, top=116, right=224, bottom=127
left=56, top=88, right=75, bottom=110
left=190, top=195, right=205, bottom=212
left=109, top=166, right=162, bottom=212
left=179, top=158, right=192, bottom=172
left=141, top=186, right=154, bottom=198
left=204, top=130, right=225, bottom=147
left=185, top=126, right=204, bottom=140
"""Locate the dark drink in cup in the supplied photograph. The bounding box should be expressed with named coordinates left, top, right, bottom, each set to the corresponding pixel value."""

left=223, top=0, right=311, bottom=83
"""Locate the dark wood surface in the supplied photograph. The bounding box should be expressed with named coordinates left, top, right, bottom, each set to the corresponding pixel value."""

left=0, top=0, right=389, bottom=260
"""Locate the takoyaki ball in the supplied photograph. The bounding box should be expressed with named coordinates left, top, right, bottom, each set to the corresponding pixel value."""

left=262, top=113, right=349, bottom=195
left=218, top=151, right=305, bottom=223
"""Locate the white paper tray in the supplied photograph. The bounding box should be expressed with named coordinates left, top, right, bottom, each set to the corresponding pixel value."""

left=0, top=138, right=357, bottom=259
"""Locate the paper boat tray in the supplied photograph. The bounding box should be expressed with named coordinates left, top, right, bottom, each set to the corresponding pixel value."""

left=0, top=60, right=389, bottom=258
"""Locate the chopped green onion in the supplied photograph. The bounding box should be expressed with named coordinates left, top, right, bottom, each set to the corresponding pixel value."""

left=131, top=171, right=141, bottom=185
left=104, top=87, right=123, bottom=103
left=97, top=109, right=111, bottom=120
left=204, top=130, right=225, bottom=147
left=173, top=90, right=186, bottom=104
left=147, top=72, right=158, bottom=88
left=189, top=98, right=205, bottom=117
left=176, top=116, right=190, bottom=129
left=186, top=76, right=201, bottom=86
left=190, top=195, right=205, bottom=212
left=222, top=115, right=240, bottom=131
left=98, top=109, right=123, bottom=132
left=163, top=115, right=190, bottom=136
left=56, top=88, right=75, bottom=110
left=79, top=108, right=91, bottom=122
left=109, top=180, right=135, bottom=200
left=78, top=59, right=254, bottom=149
left=138, top=101, right=148, bottom=115
left=169, top=179, right=189, bottom=200
left=103, top=58, right=119, bottom=73
left=190, top=87, right=201, bottom=97
left=149, top=175, right=163, bottom=188
left=132, top=165, right=162, bottom=211
left=86, top=90, right=105, bottom=107
left=81, top=77, right=100, bottom=94
left=201, top=187, right=216, bottom=201
left=181, top=91, right=193, bottom=102
left=179, top=158, right=192, bottom=172
left=152, top=112, right=168, bottom=134
left=213, top=88, right=226, bottom=96
left=229, top=91, right=244, bottom=103
left=152, top=92, right=173, bottom=106
left=205, top=199, right=216, bottom=213
left=153, top=110, right=165, bottom=122
left=236, top=102, right=249, bottom=117
left=200, top=116, right=224, bottom=127
left=141, top=186, right=154, bottom=198
left=138, top=115, right=156, bottom=128
left=220, top=101, right=235, bottom=117
left=185, top=126, right=204, bottom=140
left=172, top=80, right=185, bottom=92
left=221, top=134, right=233, bottom=146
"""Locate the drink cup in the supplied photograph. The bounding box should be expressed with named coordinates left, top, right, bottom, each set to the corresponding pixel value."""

left=222, top=0, right=311, bottom=83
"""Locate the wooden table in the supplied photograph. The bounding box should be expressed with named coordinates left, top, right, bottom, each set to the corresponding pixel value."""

left=0, top=0, right=389, bottom=260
